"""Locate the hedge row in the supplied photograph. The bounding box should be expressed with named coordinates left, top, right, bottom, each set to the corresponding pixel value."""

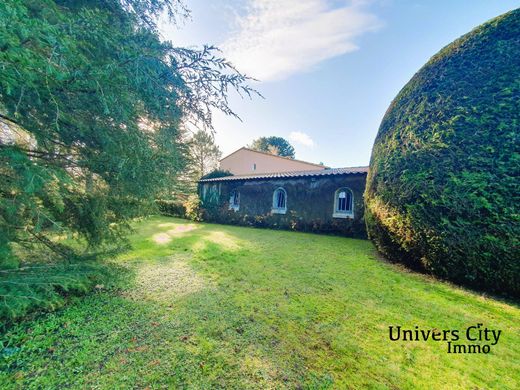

left=365, top=10, right=520, bottom=297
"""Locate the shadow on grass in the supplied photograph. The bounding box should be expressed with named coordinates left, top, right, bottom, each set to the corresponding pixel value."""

left=0, top=259, right=318, bottom=388
left=2, top=217, right=519, bottom=389
left=371, top=248, right=520, bottom=311
left=0, top=257, right=132, bottom=333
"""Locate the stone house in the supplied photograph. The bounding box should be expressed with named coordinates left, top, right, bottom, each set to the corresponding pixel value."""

left=199, top=166, right=369, bottom=238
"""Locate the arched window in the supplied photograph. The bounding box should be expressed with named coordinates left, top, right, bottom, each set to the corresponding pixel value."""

left=333, top=188, right=353, bottom=218
left=229, top=189, right=240, bottom=211
left=272, top=187, right=287, bottom=214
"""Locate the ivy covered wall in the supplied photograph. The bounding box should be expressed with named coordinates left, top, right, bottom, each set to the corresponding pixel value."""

left=199, top=174, right=367, bottom=238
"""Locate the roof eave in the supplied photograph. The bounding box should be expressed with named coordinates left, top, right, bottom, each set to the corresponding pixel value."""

left=198, top=167, right=369, bottom=183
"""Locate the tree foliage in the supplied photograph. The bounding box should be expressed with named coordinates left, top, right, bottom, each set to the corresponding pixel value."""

left=166, top=129, right=222, bottom=197
left=365, top=10, right=520, bottom=297
left=187, top=130, right=221, bottom=183
left=249, top=136, right=295, bottom=158
left=200, top=169, right=233, bottom=180
left=0, top=0, right=256, bottom=266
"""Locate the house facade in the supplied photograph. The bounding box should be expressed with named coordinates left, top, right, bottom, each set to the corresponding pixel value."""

left=199, top=167, right=368, bottom=238
left=220, top=147, right=327, bottom=175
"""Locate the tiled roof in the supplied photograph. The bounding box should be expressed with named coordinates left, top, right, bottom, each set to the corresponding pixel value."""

left=199, top=166, right=369, bottom=183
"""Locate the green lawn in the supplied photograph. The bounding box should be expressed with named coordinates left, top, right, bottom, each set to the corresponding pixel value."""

left=1, top=216, right=519, bottom=389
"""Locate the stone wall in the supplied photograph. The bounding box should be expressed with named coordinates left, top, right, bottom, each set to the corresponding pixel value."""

left=199, top=174, right=367, bottom=238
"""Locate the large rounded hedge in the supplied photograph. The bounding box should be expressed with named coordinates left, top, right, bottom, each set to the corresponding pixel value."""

left=365, top=10, right=520, bottom=297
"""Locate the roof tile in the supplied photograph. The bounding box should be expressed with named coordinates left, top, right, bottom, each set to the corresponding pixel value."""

left=199, top=166, right=368, bottom=183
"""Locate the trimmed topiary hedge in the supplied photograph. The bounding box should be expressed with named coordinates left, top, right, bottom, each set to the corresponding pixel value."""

left=365, top=10, right=520, bottom=297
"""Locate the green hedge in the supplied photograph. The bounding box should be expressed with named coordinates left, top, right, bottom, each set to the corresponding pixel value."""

left=365, top=10, right=520, bottom=297
left=155, top=199, right=186, bottom=218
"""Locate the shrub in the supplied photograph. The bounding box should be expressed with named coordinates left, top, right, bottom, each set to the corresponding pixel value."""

left=200, top=170, right=233, bottom=180
left=155, top=199, right=186, bottom=218
left=365, top=10, right=520, bottom=297
left=184, top=194, right=203, bottom=221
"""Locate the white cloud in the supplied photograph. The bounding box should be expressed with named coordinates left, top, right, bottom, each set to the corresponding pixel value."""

left=222, top=0, right=381, bottom=81
left=289, top=131, right=315, bottom=147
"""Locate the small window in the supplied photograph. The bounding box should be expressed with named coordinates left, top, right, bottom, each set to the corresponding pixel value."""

left=272, top=187, right=287, bottom=214
left=229, top=189, right=240, bottom=211
left=252, top=163, right=256, bottom=171
left=333, top=188, right=353, bottom=218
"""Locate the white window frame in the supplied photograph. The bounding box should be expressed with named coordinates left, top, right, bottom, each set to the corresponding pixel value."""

left=229, top=189, right=240, bottom=211
left=272, top=187, right=287, bottom=214
left=333, top=187, right=354, bottom=219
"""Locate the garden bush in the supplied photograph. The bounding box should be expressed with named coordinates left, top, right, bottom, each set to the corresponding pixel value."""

left=155, top=199, right=186, bottom=218
left=365, top=10, right=520, bottom=297
left=200, top=169, right=233, bottom=180
left=184, top=194, right=204, bottom=221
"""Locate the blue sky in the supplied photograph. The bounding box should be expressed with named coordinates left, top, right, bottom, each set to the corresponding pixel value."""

left=161, top=0, right=519, bottom=167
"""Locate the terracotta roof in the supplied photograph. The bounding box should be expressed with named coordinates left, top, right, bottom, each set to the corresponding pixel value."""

left=220, top=147, right=329, bottom=169
left=199, top=166, right=369, bottom=183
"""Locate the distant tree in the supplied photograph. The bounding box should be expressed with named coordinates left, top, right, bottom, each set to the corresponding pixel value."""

left=201, top=169, right=233, bottom=180
left=169, top=130, right=223, bottom=196
left=189, top=131, right=222, bottom=179
left=249, top=136, right=295, bottom=158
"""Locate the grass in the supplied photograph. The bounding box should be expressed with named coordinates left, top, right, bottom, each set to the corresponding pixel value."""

left=1, top=216, right=519, bottom=389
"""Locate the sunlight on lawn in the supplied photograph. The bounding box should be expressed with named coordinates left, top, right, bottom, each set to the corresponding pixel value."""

left=240, top=348, right=279, bottom=383
left=152, top=223, right=199, bottom=244
left=1, top=216, right=519, bottom=390
left=198, top=230, right=241, bottom=251
left=124, top=256, right=209, bottom=302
